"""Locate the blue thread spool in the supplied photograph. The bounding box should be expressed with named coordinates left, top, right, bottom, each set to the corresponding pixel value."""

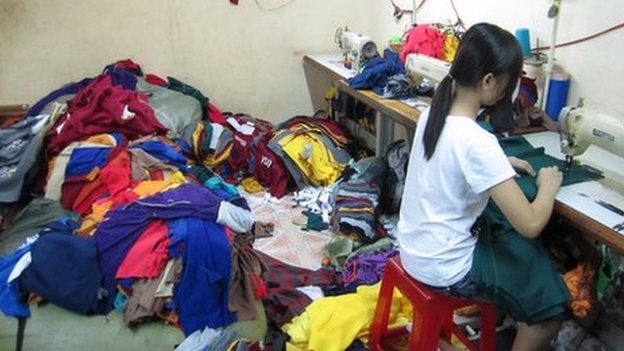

left=515, top=28, right=532, bottom=58
left=546, top=71, right=570, bottom=121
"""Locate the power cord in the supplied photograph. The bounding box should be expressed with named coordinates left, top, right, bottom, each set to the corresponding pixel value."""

left=253, top=0, right=297, bottom=11
left=533, top=22, right=624, bottom=51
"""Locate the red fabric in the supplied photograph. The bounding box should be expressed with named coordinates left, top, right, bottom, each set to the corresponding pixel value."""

left=280, top=116, right=351, bottom=146
left=47, top=74, right=167, bottom=156
left=207, top=103, right=227, bottom=124
left=145, top=74, right=169, bottom=87
left=254, top=133, right=293, bottom=198
left=111, top=59, right=143, bottom=75
left=116, top=220, right=171, bottom=279
left=61, top=149, right=132, bottom=215
left=251, top=274, right=268, bottom=299
left=225, top=114, right=273, bottom=178
left=399, top=25, right=445, bottom=62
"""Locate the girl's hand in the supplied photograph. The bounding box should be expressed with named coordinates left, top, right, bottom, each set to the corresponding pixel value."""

left=508, top=156, right=536, bottom=176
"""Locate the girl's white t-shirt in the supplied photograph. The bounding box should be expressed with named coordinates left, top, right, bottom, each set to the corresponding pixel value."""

left=397, top=109, right=516, bottom=287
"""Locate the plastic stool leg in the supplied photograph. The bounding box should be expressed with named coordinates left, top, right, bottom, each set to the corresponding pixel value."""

left=369, top=270, right=397, bottom=348
left=410, top=306, right=441, bottom=351
left=440, top=310, right=455, bottom=343
left=478, top=304, right=497, bottom=351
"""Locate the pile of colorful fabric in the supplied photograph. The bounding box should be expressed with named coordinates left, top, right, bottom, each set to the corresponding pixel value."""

left=0, top=59, right=274, bottom=340
left=0, top=58, right=401, bottom=351
left=331, top=157, right=388, bottom=242
left=269, top=116, right=353, bottom=189
left=399, top=24, right=460, bottom=62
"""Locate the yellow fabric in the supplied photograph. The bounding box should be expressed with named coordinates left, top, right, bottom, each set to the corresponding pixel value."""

left=84, top=133, right=117, bottom=146
left=76, top=177, right=185, bottom=236
left=192, top=122, right=204, bottom=157
left=278, top=133, right=345, bottom=187
left=282, top=283, right=412, bottom=351
left=240, top=177, right=264, bottom=193
left=443, top=34, right=460, bottom=62
left=204, top=143, right=232, bottom=168
left=289, top=123, right=349, bottom=148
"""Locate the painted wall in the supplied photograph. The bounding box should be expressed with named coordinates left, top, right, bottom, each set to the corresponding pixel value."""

left=0, top=0, right=379, bottom=123
left=373, top=0, right=624, bottom=116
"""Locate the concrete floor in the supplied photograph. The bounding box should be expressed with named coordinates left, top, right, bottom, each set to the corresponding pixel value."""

left=0, top=301, right=267, bottom=351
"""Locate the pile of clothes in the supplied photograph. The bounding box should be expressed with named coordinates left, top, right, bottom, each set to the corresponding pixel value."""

left=0, top=60, right=273, bottom=340
left=331, top=157, right=388, bottom=242
left=269, top=116, right=353, bottom=189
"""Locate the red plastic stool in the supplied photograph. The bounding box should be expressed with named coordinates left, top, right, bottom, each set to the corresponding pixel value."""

left=369, top=256, right=496, bottom=351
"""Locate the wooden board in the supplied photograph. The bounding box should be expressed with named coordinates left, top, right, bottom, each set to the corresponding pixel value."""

left=554, top=201, right=624, bottom=255
left=335, top=80, right=422, bottom=127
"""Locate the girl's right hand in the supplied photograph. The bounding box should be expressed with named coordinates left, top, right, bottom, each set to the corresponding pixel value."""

left=536, top=166, right=563, bottom=194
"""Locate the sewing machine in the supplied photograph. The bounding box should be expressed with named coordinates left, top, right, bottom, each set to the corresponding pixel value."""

left=335, top=27, right=378, bottom=72
left=560, top=106, right=624, bottom=171
left=405, top=53, right=451, bottom=84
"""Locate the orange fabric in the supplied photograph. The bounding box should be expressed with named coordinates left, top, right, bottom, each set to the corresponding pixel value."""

left=77, top=180, right=180, bottom=236
left=564, top=263, right=594, bottom=317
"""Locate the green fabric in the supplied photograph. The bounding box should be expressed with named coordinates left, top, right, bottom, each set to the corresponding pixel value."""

left=0, top=198, right=78, bottom=256
left=323, top=236, right=355, bottom=270
left=471, top=136, right=604, bottom=324
left=346, top=237, right=395, bottom=261
left=166, top=77, right=209, bottom=114
left=136, top=79, right=202, bottom=141
left=302, top=210, right=329, bottom=231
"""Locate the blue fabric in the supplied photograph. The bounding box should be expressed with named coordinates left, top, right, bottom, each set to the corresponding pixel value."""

left=102, top=65, right=139, bottom=90
left=0, top=245, right=31, bottom=318
left=204, top=177, right=240, bottom=198
left=168, top=218, right=236, bottom=335
left=20, top=229, right=106, bottom=315
left=94, top=184, right=226, bottom=311
left=27, top=78, right=93, bottom=117
left=133, top=141, right=188, bottom=171
left=347, top=49, right=405, bottom=95
left=65, top=147, right=111, bottom=178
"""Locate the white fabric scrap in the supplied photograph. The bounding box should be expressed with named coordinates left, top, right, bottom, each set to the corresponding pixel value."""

left=8, top=252, right=32, bottom=283
left=296, top=285, right=324, bottom=301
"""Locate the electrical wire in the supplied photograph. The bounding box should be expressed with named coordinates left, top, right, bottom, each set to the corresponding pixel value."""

left=533, top=22, right=624, bottom=51
left=448, top=0, right=466, bottom=30
left=253, top=0, right=297, bottom=12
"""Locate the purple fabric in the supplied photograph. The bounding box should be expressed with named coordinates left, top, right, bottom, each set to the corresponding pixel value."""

left=93, top=184, right=224, bottom=311
left=342, top=249, right=398, bottom=289
left=27, top=78, right=93, bottom=117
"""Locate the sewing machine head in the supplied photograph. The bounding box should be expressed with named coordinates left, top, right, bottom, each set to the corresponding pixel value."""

left=335, top=27, right=378, bottom=71
left=560, top=106, right=624, bottom=171
left=405, top=53, right=451, bottom=85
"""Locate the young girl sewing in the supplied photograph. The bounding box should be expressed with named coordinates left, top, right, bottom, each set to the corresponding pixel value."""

left=397, top=23, right=567, bottom=351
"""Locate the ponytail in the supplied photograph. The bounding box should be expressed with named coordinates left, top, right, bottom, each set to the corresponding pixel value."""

left=421, top=23, right=523, bottom=160
left=423, top=75, right=454, bottom=160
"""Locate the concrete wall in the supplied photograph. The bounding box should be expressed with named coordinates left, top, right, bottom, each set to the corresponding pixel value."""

left=0, top=0, right=379, bottom=123
left=375, top=0, right=624, bottom=116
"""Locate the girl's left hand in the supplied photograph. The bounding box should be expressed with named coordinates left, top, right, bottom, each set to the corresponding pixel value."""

left=508, top=156, right=536, bottom=176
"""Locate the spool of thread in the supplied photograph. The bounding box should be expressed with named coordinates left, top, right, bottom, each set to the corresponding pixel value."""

left=545, top=71, right=570, bottom=121
left=515, top=28, right=532, bottom=58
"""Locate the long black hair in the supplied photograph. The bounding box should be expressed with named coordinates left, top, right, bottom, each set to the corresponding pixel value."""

left=423, top=23, right=523, bottom=160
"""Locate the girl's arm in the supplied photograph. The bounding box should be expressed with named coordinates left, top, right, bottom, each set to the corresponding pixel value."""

left=489, top=166, right=562, bottom=238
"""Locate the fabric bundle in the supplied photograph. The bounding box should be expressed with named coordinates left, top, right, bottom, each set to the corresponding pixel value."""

left=332, top=182, right=381, bottom=242
left=399, top=24, right=446, bottom=62
left=269, top=116, right=352, bottom=189
left=348, top=49, right=406, bottom=95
